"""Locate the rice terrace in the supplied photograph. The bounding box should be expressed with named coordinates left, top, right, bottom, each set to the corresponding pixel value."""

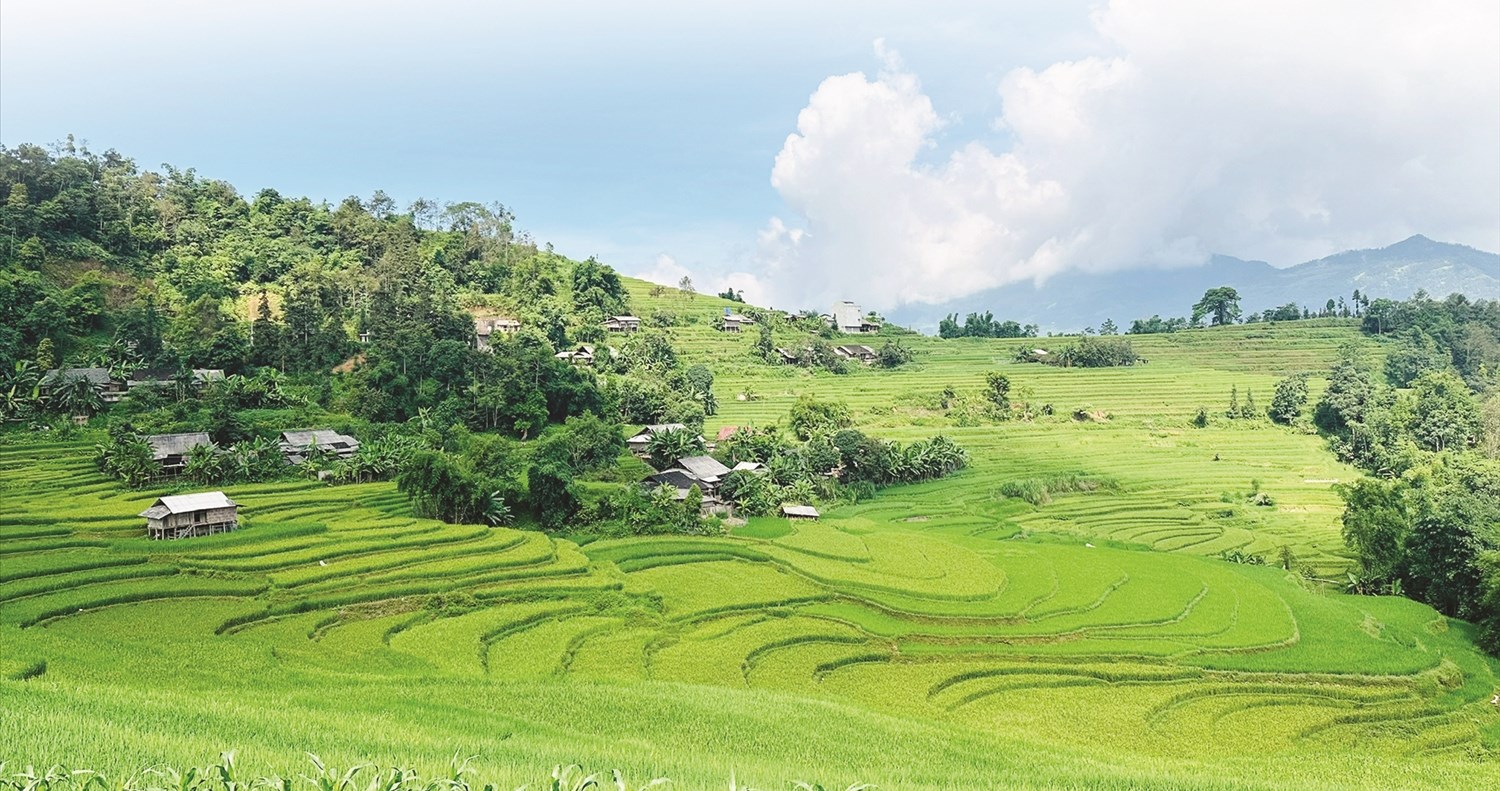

left=3, top=3, right=1500, bottom=789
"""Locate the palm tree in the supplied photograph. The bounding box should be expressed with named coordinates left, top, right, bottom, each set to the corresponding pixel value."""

left=483, top=492, right=511, bottom=526
left=0, top=360, right=41, bottom=421
left=646, top=428, right=704, bottom=470
left=183, top=442, right=225, bottom=484
left=54, top=373, right=104, bottom=417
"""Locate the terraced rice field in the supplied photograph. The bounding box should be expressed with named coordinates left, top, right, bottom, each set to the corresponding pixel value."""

left=2, top=310, right=1497, bottom=790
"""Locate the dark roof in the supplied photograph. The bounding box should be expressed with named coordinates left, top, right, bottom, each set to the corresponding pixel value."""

left=145, top=432, right=213, bottom=460
left=40, top=367, right=114, bottom=387
left=643, top=469, right=704, bottom=491
left=131, top=368, right=224, bottom=384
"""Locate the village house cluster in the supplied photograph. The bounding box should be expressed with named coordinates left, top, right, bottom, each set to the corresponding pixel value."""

left=627, top=424, right=816, bottom=521
left=135, top=428, right=360, bottom=539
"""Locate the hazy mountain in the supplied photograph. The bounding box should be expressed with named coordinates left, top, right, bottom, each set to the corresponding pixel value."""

left=887, top=235, right=1500, bottom=333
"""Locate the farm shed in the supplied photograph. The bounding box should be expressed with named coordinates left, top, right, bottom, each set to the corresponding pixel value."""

left=129, top=368, right=225, bottom=391
left=145, top=432, right=214, bottom=476
left=280, top=429, right=360, bottom=465
left=39, top=367, right=127, bottom=403
left=782, top=504, right=820, bottom=520
left=834, top=344, right=878, bottom=363
left=139, top=491, right=239, bottom=539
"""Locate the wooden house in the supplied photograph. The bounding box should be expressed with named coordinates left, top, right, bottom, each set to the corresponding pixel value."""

left=603, top=315, right=642, bottom=333
left=554, top=344, right=596, bottom=366
left=145, top=432, right=214, bottom=476
left=719, top=308, right=755, bottom=333
left=139, top=491, right=239, bottom=539
left=129, top=368, right=225, bottom=392
left=674, top=455, right=731, bottom=488
left=834, top=344, right=878, bottom=363
left=474, top=315, right=522, bottom=351
left=641, top=468, right=723, bottom=511
left=279, top=429, right=360, bottom=465
left=39, top=367, right=127, bottom=403
left=626, top=422, right=691, bottom=456
left=782, top=504, right=820, bottom=520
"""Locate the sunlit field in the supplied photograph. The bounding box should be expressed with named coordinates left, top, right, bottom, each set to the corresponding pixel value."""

left=2, top=283, right=1496, bottom=790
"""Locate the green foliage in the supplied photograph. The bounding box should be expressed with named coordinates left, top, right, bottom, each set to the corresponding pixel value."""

left=1043, top=336, right=1141, bottom=368
left=645, top=428, right=705, bottom=470
left=1192, top=286, right=1242, bottom=327
left=1407, top=370, right=1482, bottom=452
left=788, top=395, right=852, bottom=440
left=1268, top=373, right=1310, bottom=424
left=874, top=340, right=913, bottom=368
left=937, top=311, right=1037, bottom=339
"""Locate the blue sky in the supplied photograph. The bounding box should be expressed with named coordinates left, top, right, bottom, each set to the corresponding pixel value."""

left=3, top=1, right=1496, bottom=310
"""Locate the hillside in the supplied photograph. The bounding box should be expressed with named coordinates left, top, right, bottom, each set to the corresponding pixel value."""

left=888, top=235, right=1500, bottom=333
left=4, top=308, right=1497, bottom=790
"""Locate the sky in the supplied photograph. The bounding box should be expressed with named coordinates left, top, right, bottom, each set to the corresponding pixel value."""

left=2, top=0, right=1497, bottom=311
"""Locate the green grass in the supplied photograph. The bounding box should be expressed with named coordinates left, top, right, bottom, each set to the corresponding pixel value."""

left=2, top=304, right=1497, bottom=789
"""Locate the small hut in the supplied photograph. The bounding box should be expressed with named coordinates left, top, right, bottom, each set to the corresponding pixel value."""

left=145, top=432, right=214, bottom=476
left=782, top=504, right=820, bottom=521
left=833, top=344, right=878, bottom=363
left=626, top=423, right=691, bottom=456
left=139, top=491, right=239, bottom=539
left=39, top=367, right=127, bottom=403
left=279, top=429, right=360, bottom=465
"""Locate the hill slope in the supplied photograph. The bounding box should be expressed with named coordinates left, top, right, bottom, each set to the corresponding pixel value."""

left=3, top=315, right=1497, bottom=790
left=889, top=235, right=1500, bottom=332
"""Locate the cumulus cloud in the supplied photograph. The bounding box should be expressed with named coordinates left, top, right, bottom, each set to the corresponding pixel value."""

left=760, top=0, right=1500, bottom=310
left=635, top=254, right=768, bottom=305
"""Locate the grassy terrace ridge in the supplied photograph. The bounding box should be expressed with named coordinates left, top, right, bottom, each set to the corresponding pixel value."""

left=2, top=282, right=1498, bottom=790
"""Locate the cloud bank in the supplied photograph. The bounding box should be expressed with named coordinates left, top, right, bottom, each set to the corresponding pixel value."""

left=758, top=0, right=1500, bottom=310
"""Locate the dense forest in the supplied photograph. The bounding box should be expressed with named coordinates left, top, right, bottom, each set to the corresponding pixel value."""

left=0, top=139, right=964, bottom=537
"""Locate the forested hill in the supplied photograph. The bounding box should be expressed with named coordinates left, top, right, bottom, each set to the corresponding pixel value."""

left=0, top=139, right=631, bottom=388
left=889, top=235, right=1500, bottom=333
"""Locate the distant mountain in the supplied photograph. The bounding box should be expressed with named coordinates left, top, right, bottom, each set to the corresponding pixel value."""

left=887, top=236, right=1500, bottom=333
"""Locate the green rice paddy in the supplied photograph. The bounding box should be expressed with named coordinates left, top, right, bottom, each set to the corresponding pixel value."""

left=2, top=298, right=1497, bottom=789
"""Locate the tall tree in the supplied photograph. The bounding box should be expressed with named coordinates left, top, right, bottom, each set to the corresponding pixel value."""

left=1192, top=286, right=1242, bottom=326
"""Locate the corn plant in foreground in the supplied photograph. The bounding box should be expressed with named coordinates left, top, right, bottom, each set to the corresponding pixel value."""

left=0, top=758, right=868, bottom=791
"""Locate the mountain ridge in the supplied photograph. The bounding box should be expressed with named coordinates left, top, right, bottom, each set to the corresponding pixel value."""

left=886, top=235, right=1500, bottom=333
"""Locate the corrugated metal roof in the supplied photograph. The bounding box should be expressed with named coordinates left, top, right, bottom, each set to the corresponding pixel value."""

left=145, top=432, right=213, bottom=460
left=139, top=491, right=236, bottom=516
left=677, top=455, right=730, bottom=480
left=782, top=504, right=820, bottom=518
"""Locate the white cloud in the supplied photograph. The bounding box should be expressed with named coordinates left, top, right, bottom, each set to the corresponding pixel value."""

left=633, top=254, right=768, bottom=305
left=760, top=0, right=1500, bottom=310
